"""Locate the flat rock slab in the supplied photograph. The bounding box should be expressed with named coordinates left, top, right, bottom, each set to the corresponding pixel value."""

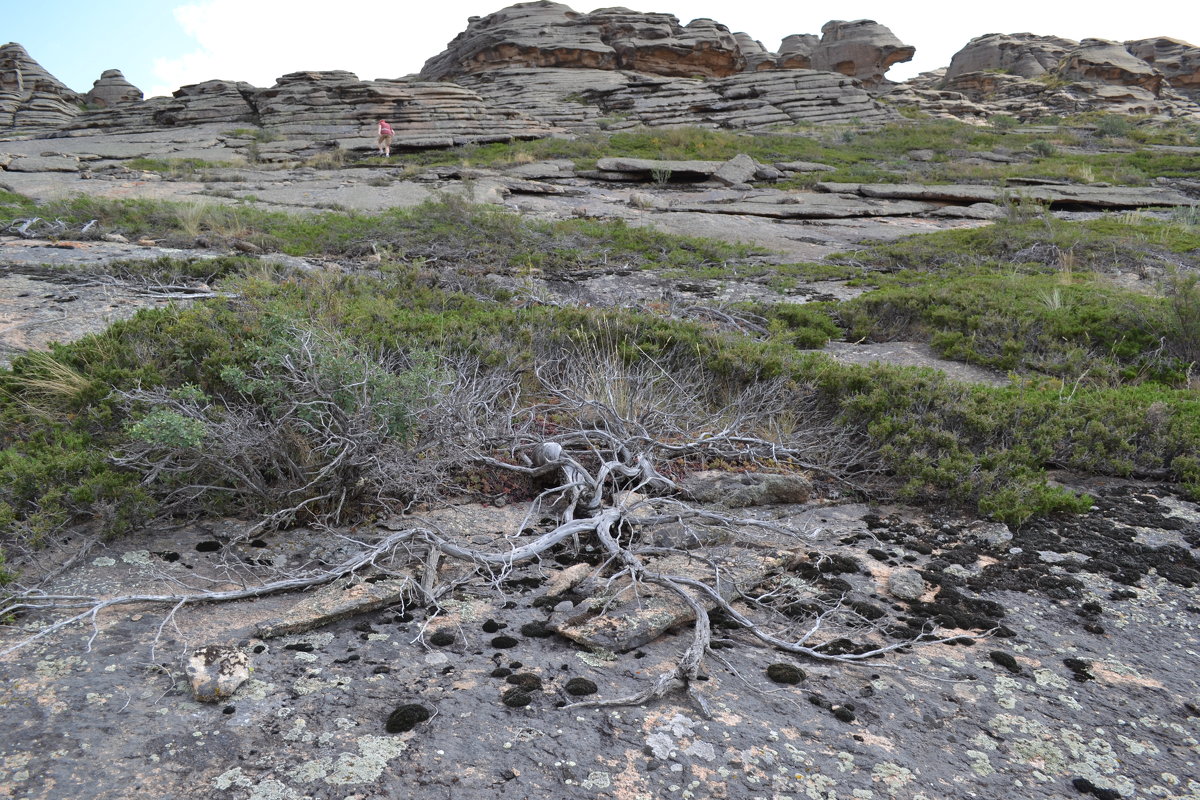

left=5, top=155, right=80, bottom=172
left=821, top=340, right=1010, bottom=386
left=256, top=576, right=416, bottom=639
left=821, top=181, right=1195, bottom=208
left=595, top=157, right=724, bottom=178
left=674, top=196, right=938, bottom=218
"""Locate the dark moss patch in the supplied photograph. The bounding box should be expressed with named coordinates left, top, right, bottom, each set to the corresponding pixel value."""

left=766, top=663, right=806, bottom=685
left=385, top=703, right=432, bottom=733
left=491, top=667, right=513, bottom=678
left=491, top=635, right=519, bottom=649
left=481, top=619, right=503, bottom=633
left=520, top=620, right=554, bottom=638
left=1072, top=776, right=1122, bottom=799
left=1063, top=657, right=1095, bottom=682
left=284, top=642, right=315, bottom=652
left=501, top=688, right=532, bottom=708
left=832, top=706, right=856, bottom=723
left=428, top=631, right=455, bottom=647
left=505, top=672, right=543, bottom=691
left=565, top=677, right=598, bottom=696
left=989, top=651, right=1021, bottom=674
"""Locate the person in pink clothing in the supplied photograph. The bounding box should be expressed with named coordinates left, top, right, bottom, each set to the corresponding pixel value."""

left=376, top=119, right=394, bottom=157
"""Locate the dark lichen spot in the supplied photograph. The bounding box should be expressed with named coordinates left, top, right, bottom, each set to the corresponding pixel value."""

left=195, top=541, right=220, bottom=553
left=1072, top=777, right=1121, bottom=799
left=481, top=619, right=502, bottom=633
left=429, top=631, right=455, bottom=647
left=222, top=705, right=235, bottom=715
left=565, top=677, right=598, bottom=696
left=506, top=672, right=543, bottom=691
left=520, top=621, right=554, bottom=638
left=766, top=663, right=806, bottom=685
left=491, top=636, right=519, bottom=649
left=501, top=688, right=532, bottom=708
left=491, top=667, right=513, bottom=678
left=1063, top=658, right=1095, bottom=682
left=385, top=703, right=432, bottom=733
left=989, top=651, right=1021, bottom=674
left=373, top=666, right=391, bottom=674
left=284, top=642, right=314, bottom=652
left=832, top=706, right=856, bottom=723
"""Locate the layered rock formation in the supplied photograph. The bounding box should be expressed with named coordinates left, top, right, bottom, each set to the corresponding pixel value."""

left=419, top=1, right=747, bottom=80
left=83, top=69, right=143, bottom=108
left=458, top=67, right=892, bottom=132
left=1059, top=39, right=1164, bottom=95
left=1126, top=37, right=1200, bottom=99
left=0, top=42, right=82, bottom=132
left=944, top=33, right=1076, bottom=80
left=892, top=32, right=1200, bottom=121
left=420, top=2, right=914, bottom=89
left=807, top=20, right=915, bottom=87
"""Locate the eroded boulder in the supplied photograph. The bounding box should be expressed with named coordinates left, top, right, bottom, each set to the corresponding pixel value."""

left=1126, top=37, right=1200, bottom=99
left=84, top=69, right=142, bottom=108
left=1059, top=38, right=1165, bottom=95
left=945, top=33, right=1078, bottom=80
left=809, top=20, right=915, bottom=87
left=420, top=1, right=745, bottom=80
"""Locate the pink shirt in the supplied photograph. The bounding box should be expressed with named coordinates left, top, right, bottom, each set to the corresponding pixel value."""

left=378, top=121, right=394, bottom=136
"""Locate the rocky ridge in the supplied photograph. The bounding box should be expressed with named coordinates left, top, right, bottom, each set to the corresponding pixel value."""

left=890, top=33, right=1200, bottom=121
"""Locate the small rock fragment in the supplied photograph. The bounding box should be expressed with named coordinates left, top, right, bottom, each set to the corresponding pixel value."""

left=887, top=568, right=926, bottom=601
left=186, top=645, right=250, bottom=703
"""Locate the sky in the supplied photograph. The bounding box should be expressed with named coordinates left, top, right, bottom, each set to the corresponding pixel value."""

left=6, top=1, right=1197, bottom=99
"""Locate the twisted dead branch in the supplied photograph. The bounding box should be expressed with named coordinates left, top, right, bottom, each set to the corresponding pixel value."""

left=2, top=344, right=975, bottom=713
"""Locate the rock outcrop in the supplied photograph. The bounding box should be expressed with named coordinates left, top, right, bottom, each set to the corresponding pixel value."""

left=458, top=66, right=894, bottom=132
left=1126, top=37, right=1200, bottom=99
left=945, top=33, right=1077, bottom=80
left=1059, top=38, right=1164, bottom=95
left=0, top=42, right=82, bottom=132
left=808, top=20, right=915, bottom=87
left=420, top=1, right=746, bottom=80
left=893, top=31, right=1200, bottom=122
left=84, top=69, right=142, bottom=108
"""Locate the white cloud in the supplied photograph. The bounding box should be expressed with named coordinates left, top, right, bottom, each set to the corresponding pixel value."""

left=149, top=0, right=451, bottom=97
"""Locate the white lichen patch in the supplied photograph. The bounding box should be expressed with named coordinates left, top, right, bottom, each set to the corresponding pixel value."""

left=293, top=676, right=345, bottom=696
left=439, top=599, right=483, bottom=620
left=239, top=678, right=277, bottom=700
left=120, top=550, right=152, bottom=565
left=577, top=649, right=617, bottom=667
left=581, top=771, right=612, bottom=790
left=992, top=674, right=1022, bottom=709
left=213, top=768, right=302, bottom=799
left=91, top=557, right=116, bottom=567
left=283, top=718, right=313, bottom=743
left=293, top=757, right=333, bottom=783
left=1057, top=693, right=1083, bottom=711
left=871, top=762, right=913, bottom=792
left=1032, top=668, right=1069, bottom=689
left=966, top=749, right=994, bottom=777
left=323, top=735, right=408, bottom=785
